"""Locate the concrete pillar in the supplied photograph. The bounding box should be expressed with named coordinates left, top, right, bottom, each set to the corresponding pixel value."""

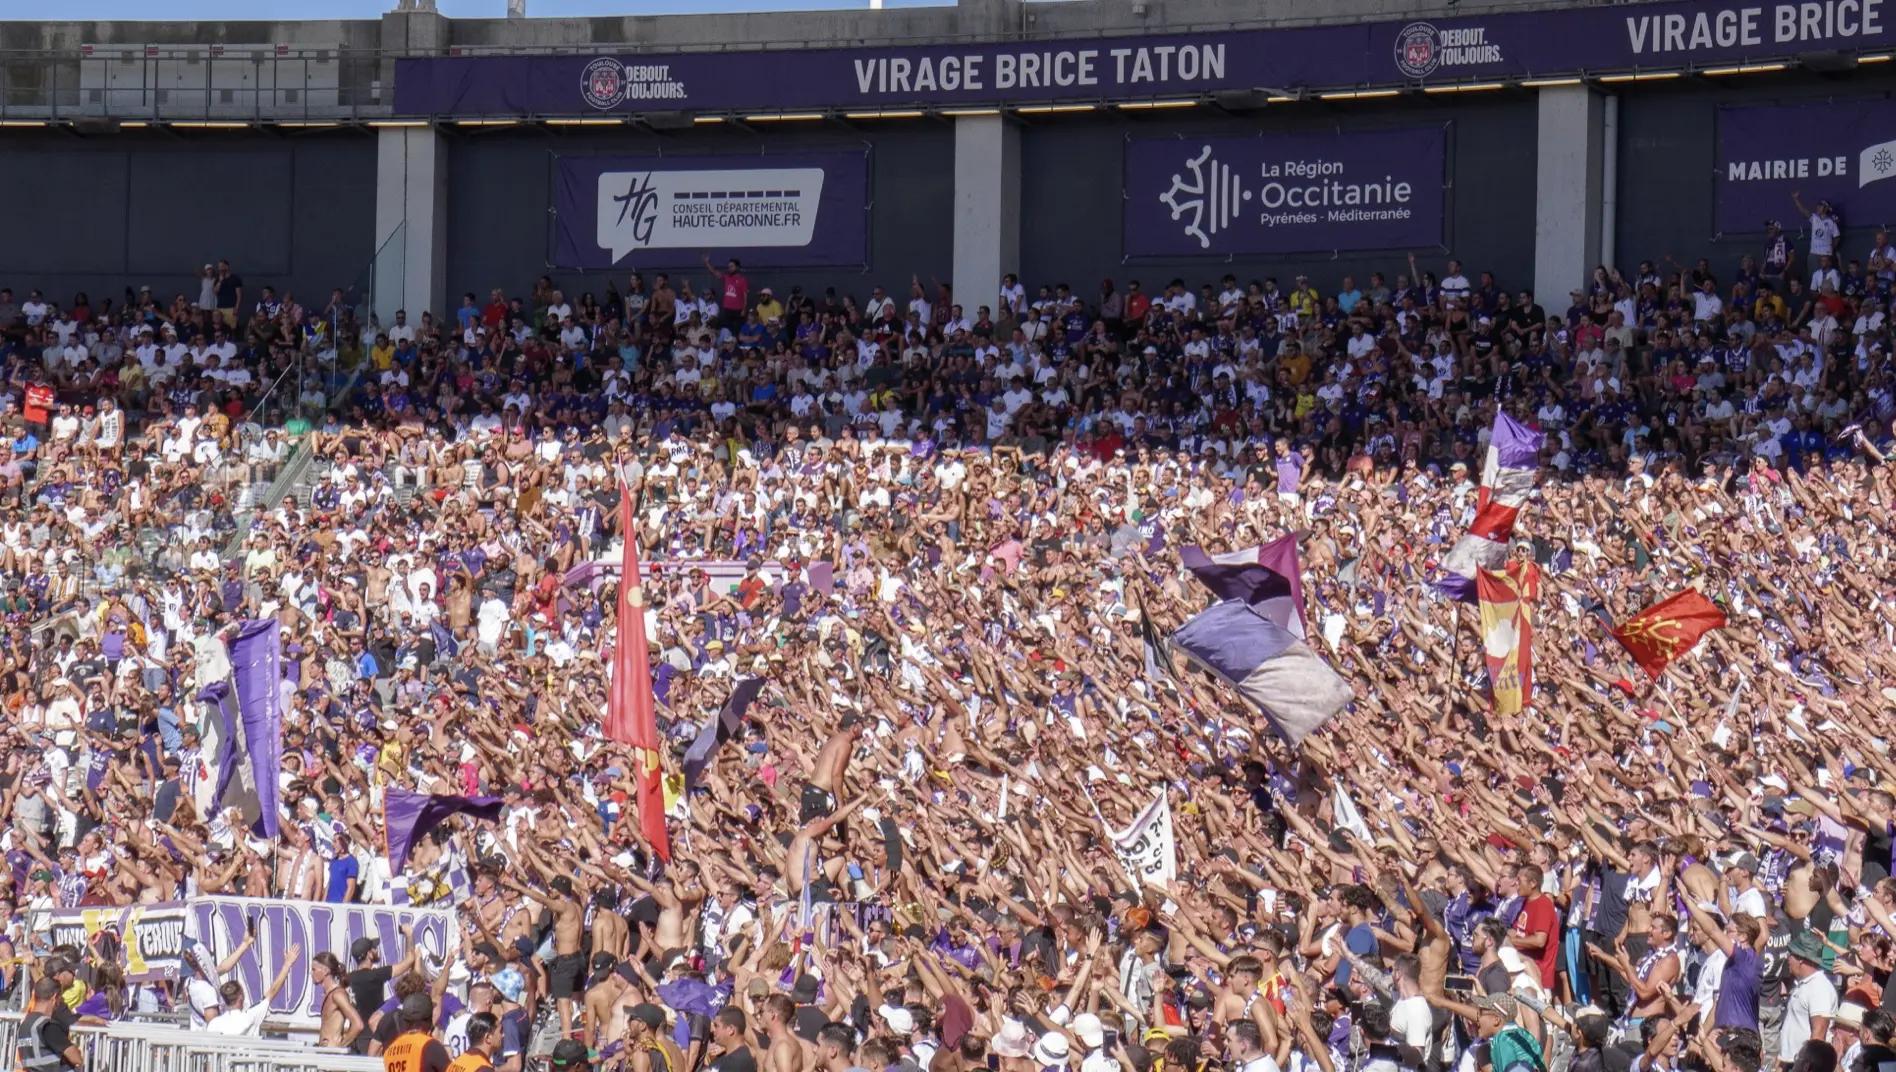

left=952, top=114, right=1020, bottom=323
left=1533, top=85, right=1606, bottom=304
left=372, top=125, right=448, bottom=328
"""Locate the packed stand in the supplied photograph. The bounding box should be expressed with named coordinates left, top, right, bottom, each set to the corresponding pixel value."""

left=0, top=213, right=1890, bottom=1072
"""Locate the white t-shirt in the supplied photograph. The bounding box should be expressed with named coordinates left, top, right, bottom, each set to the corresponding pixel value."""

left=1390, top=994, right=1434, bottom=1049
left=187, top=976, right=222, bottom=1028
left=205, top=1001, right=271, bottom=1036
left=1782, top=969, right=1839, bottom=1062
left=1809, top=212, right=1840, bottom=257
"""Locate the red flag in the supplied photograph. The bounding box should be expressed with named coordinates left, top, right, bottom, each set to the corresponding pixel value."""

left=1476, top=563, right=1536, bottom=716
left=1609, top=589, right=1728, bottom=678
left=608, top=488, right=670, bottom=861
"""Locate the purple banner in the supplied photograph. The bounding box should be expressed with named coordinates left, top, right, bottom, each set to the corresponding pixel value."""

left=395, top=0, right=1894, bottom=116
left=551, top=152, right=869, bottom=269
left=1123, top=127, right=1446, bottom=257
left=230, top=619, right=283, bottom=839
left=1717, top=98, right=1896, bottom=235
left=384, top=790, right=504, bottom=874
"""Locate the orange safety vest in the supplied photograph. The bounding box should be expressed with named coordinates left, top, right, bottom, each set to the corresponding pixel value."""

left=383, top=1029, right=438, bottom=1072
left=447, top=1053, right=495, bottom=1072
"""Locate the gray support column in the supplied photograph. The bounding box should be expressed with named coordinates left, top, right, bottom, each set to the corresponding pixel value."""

left=952, top=114, right=1021, bottom=322
left=1533, top=85, right=1606, bottom=303
left=372, top=125, right=448, bottom=326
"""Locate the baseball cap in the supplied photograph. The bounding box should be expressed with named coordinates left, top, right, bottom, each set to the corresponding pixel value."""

left=1472, top=993, right=1518, bottom=1017
left=550, top=1038, right=591, bottom=1068
left=400, top=991, right=434, bottom=1022
left=350, top=937, right=377, bottom=962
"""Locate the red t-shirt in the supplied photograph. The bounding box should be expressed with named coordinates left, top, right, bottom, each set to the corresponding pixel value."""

left=23, top=384, right=53, bottom=425
left=721, top=273, right=750, bottom=313
left=1512, top=893, right=1560, bottom=987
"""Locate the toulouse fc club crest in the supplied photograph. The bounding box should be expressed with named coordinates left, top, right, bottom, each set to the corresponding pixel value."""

left=581, top=57, right=627, bottom=109
left=1394, top=22, right=1441, bottom=79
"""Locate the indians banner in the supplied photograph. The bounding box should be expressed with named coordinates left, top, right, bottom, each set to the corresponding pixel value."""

left=186, top=896, right=460, bottom=1024
left=1124, top=128, right=1447, bottom=256
left=46, top=903, right=189, bottom=983
left=394, top=0, right=1893, bottom=116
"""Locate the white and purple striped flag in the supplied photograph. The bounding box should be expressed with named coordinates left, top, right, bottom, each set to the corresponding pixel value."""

left=1178, top=533, right=1307, bottom=638
left=1434, top=413, right=1544, bottom=602
left=1172, top=600, right=1353, bottom=748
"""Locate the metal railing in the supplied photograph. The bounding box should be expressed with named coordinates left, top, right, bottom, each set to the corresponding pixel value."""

left=0, top=1014, right=382, bottom=1072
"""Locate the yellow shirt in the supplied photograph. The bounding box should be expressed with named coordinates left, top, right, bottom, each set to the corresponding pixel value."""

left=371, top=342, right=396, bottom=371
left=756, top=298, right=784, bottom=324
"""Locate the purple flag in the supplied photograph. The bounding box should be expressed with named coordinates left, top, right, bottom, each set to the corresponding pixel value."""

left=683, top=677, right=765, bottom=790
left=383, top=790, right=505, bottom=874
left=1179, top=534, right=1307, bottom=638
left=1432, top=412, right=1544, bottom=603
left=229, top=619, right=284, bottom=838
left=1171, top=600, right=1352, bottom=748
left=196, top=680, right=256, bottom=828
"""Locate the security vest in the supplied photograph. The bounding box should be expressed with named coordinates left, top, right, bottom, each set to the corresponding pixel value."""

left=384, top=1029, right=438, bottom=1072
left=447, top=1053, right=495, bottom=1072
left=16, top=1013, right=66, bottom=1072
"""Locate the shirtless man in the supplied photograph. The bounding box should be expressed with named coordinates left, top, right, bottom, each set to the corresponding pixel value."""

left=801, top=717, right=861, bottom=823
left=1587, top=912, right=1683, bottom=1029
left=503, top=872, right=585, bottom=1039
left=623, top=863, right=707, bottom=968
left=311, top=951, right=364, bottom=1048
left=585, top=955, right=639, bottom=1057
left=784, top=797, right=866, bottom=902
left=591, top=888, right=631, bottom=963
left=762, top=994, right=808, bottom=1072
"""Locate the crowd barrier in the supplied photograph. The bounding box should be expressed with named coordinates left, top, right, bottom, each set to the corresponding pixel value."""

left=0, top=1013, right=382, bottom=1072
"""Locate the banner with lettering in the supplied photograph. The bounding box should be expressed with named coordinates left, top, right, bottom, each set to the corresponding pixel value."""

left=395, top=0, right=1894, bottom=116
left=1106, top=791, right=1177, bottom=890
left=1716, top=98, right=1896, bottom=235
left=46, top=903, right=189, bottom=983
left=1123, top=127, right=1447, bottom=256
left=186, top=896, right=460, bottom=1025
left=550, top=152, right=870, bottom=270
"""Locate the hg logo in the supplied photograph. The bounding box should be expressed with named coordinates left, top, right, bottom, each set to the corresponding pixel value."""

left=1160, top=145, right=1248, bottom=249
left=611, top=173, right=661, bottom=247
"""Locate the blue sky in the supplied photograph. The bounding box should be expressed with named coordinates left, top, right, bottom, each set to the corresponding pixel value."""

left=11, top=0, right=943, bottom=18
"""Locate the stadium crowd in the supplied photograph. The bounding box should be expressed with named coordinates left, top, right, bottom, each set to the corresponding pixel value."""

left=0, top=211, right=1891, bottom=1072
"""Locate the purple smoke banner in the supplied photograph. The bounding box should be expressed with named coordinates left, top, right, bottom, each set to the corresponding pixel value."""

left=1123, top=127, right=1446, bottom=257
left=229, top=619, right=283, bottom=839
left=1717, top=98, right=1896, bottom=235
left=395, top=0, right=1893, bottom=115
left=551, top=152, right=869, bottom=269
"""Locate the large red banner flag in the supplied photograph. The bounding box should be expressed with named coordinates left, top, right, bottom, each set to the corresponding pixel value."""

left=1609, top=588, right=1728, bottom=679
left=608, top=487, right=669, bottom=860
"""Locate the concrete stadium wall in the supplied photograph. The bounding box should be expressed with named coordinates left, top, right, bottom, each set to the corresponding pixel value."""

left=438, top=124, right=955, bottom=309
left=1613, top=74, right=1896, bottom=276
left=1018, top=95, right=1539, bottom=299
left=0, top=129, right=376, bottom=311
